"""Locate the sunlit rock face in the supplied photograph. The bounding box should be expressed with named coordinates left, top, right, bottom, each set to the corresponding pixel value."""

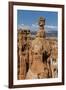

left=26, top=17, right=52, bottom=79
left=17, top=30, right=31, bottom=79
left=17, top=17, right=58, bottom=80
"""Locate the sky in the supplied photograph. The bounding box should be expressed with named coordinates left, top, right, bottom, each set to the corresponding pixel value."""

left=17, top=10, right=58, bottom=32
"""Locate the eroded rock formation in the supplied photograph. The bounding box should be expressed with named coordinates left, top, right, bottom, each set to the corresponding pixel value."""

left=17, top=17, right=58, bottom=80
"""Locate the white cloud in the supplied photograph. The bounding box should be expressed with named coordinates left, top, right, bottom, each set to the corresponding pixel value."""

left=17, top=24, right=58, bottom=32
left=17, top=24, right=30, bottom=30
left=45, top=25, right=58, bottom=30
left=21, top=24, right=24, bottom=26
left=17, top=23, right=39, bottom=31
left=32, top=23, right=38, bottom=28
left=32, top=24, right=36, bottom=27
left=30, top=23, right=39, bottom=31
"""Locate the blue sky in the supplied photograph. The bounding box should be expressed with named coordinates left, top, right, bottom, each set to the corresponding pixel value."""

left=17, top=10, right=58, bottom=32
